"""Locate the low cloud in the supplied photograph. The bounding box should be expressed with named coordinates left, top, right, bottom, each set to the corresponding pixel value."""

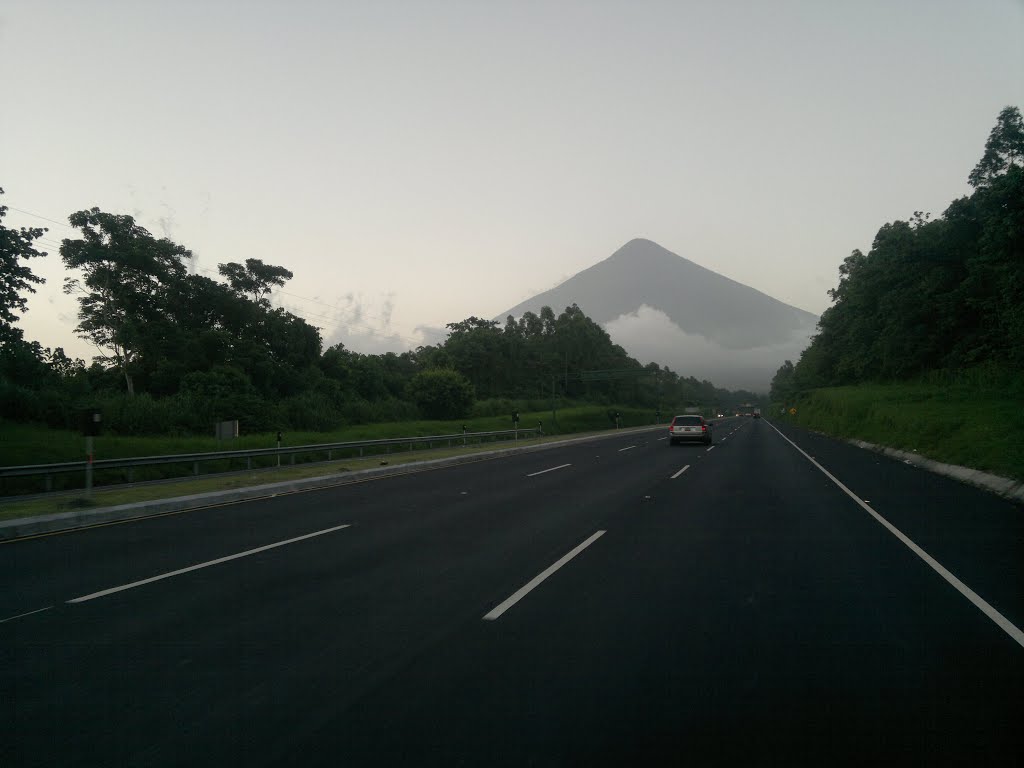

left=318, top=293, right=442, bottom=355
left=604, top=305, right=814, bottom=392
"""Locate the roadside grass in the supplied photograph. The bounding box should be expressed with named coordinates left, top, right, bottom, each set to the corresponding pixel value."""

left=0, top=407, right=662, bottom=521
left=0, top=405, right=658, bottom=467
left=776, top=377, right=1024, bottom=482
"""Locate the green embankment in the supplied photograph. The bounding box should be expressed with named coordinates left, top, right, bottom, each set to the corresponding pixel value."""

left=776, top=377, right=1024, bottom=482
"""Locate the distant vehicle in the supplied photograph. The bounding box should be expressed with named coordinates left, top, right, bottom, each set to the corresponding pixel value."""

left=668, top=415, right=712, bottom=446
left=753, top=408, right=761, bottom=419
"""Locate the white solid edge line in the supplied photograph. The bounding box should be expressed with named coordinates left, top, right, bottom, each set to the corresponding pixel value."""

left=483, top=530, right=606, bottom=621
left=671, top=464, right=691, bottom=479
left=706, top=445, right=716, bottom=452
left=618, top=445, right=637, bottom=452
left=765, top=420, right=1024, bottom=650
left=526, top=463, right=572, bottom=477
left=1, top=606, right=53, bottom=624
left=68, top=523, right=352, bottom=604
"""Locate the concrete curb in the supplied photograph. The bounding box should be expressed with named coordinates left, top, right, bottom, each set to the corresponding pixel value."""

left=847, top=438, right=1024, bottom=504
left=0, top=425, right=662, bottom=541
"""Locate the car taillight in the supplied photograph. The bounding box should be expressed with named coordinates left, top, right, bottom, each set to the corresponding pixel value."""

left=701, top=424, right=707, bottom=432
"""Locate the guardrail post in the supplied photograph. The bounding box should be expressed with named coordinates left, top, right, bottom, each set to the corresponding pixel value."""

left=193, top=461, right=199, bottom=476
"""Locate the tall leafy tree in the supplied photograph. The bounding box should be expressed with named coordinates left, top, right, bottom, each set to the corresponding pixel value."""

left=61, top=208, right=191, bottom=395
left=968, top=106, right=1024, bottom=189
left=0, top=188, right=47, bottom=346
left=770, top=360, right=795, bottom=401
left=218, top=258, right=294, bottom=307
left=443, top=317, right=504, bottom=397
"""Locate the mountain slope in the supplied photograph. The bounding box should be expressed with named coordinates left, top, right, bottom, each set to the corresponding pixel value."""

left=500, top=238, right=817, bottom=349
left=497, top=239, right=818, bottom=390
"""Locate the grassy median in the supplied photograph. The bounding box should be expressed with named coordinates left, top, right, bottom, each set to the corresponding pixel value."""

left=0, top=421, right=660, bottom=523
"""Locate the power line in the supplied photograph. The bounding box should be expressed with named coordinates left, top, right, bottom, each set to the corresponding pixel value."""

left=4, top=206, right=75, bottom=230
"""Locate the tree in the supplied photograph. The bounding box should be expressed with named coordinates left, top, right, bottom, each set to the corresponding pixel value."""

left=406, top=368, right=474, bottom=419
left=770, top=360, right=796, bottom=402
left=0, top=188, right=47, bottom=345
left=61, top=208, right=192, bottom=396
left=218, top=258, right=294, bottom=307
left=443, top=316, right=503, bottom=397
left=968, top=106, right=1024, bottom=189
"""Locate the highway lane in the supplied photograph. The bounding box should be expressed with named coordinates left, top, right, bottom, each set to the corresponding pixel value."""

left=2, top=416, right=1021, bottom=765
left=1, top=423, right=726, bottom=765
left=0, top=423, right=697, bottom=618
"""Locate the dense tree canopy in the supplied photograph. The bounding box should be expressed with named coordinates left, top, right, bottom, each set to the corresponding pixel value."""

left=781, top=106, right=1024, bottom=396
left=60, top=209, right=193, bottom=395
left=218, top=258, right=294, bottom=307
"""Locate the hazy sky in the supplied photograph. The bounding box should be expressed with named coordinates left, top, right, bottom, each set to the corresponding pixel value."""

left=3, top=0, right=1022, bottom=363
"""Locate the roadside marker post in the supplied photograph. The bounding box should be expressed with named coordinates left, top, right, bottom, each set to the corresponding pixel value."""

left=85, top=436, right=93, bottom=497
left=81, top=410, right=101, bottom=498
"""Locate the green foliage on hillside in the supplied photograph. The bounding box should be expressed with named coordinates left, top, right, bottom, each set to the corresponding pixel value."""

left=773, top=106, right=1024, bottom=400
left=1, top=195, right=764, bottom=437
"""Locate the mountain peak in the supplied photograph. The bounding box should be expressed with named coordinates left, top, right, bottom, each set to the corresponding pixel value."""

left=610, top=238, right=675, bottom=259
left=497, top=239, right=818, bottom=390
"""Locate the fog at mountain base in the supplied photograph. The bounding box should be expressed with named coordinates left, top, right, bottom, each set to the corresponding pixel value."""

left=604, top=305, right=814, bottom=392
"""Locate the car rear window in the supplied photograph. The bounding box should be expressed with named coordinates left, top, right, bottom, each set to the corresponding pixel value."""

left=674, top=416, right=702, bottom=425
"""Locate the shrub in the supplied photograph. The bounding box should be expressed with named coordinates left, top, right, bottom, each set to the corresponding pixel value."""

left=406, top=369, right=475, bottom=420
left=280, top=392, right=343, bottom=432
left=94, top=393, right=181, bottom=436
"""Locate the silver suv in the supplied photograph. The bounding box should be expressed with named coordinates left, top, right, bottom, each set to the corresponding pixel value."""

left=668, top=415, right=712, bottom=446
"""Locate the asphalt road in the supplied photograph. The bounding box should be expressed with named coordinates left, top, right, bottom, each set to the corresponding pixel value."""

left=2, top=417, right=1022, bottom=766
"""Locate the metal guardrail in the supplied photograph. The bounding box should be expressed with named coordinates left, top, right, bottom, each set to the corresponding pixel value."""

left=0, top=428, right=542, bottom=494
